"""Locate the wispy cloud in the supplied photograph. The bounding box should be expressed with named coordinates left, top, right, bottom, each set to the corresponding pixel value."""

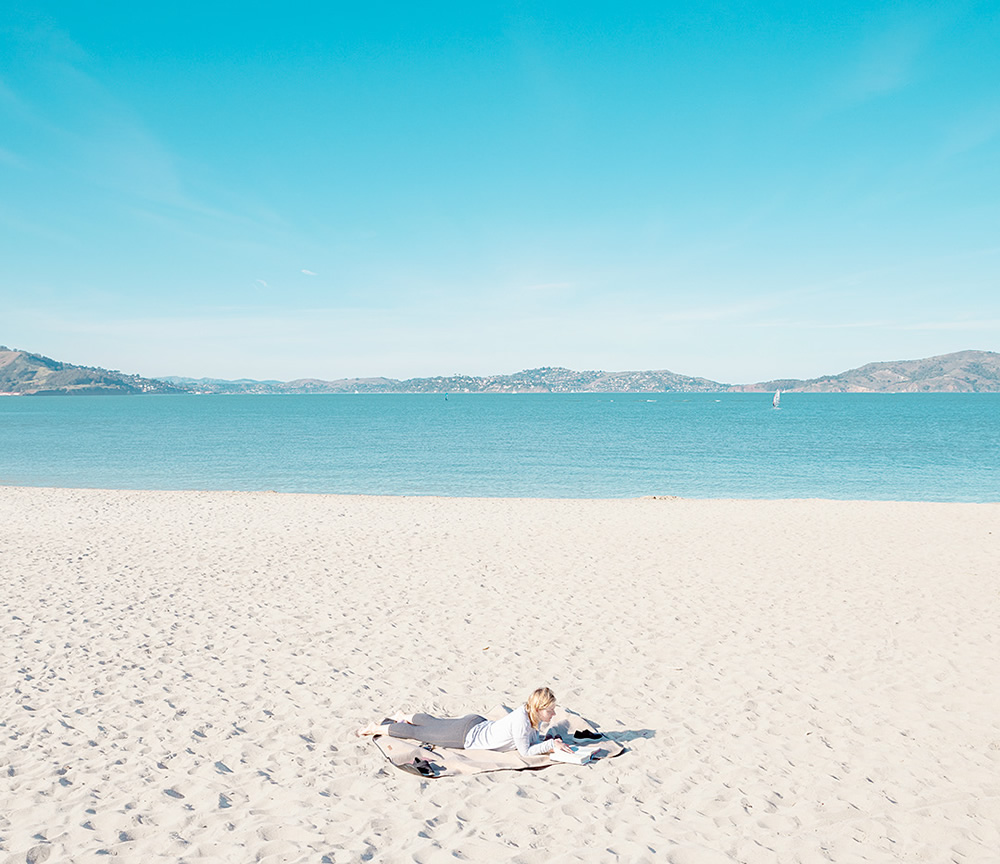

left=842, top=34, right=922, bottom=100
left=6, top=28, right=184, bottom=204
left=757, top=317, right=1000, bottom=333
left=841, top=12, right=943, bottom=102
left=13, top=295, right=992, bottom=384
left=0, top=200, right=85, bottom=247
left=2, top=18, right=287, bottom=253
left=301, top=269, right=317, bottom=276
left=891, top=319, right=1000, bottom=332
left=939, top=103, right=1000, bottom=159
left=522, top=281, right=572, bottom=291
left=651, top=299, right=773, bottom=325
left=814, top=8, right=952, bottom=116
left=0, top=146, right=24, bottom=168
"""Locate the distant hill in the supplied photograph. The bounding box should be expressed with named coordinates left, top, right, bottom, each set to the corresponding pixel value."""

left=156, top=352, right=1000, bottom=394
left=3, top=345, right=999, bottom=394
left=738, top=350, right=1000, bottom=393
left=158, top=366, right=727, bottom=394
left=0, top=347, right=184, bottom=395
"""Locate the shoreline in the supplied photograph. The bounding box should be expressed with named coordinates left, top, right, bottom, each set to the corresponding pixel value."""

left=3, top=486, right=998, bottom=862
left=3, top=483, right=1000, bottom=505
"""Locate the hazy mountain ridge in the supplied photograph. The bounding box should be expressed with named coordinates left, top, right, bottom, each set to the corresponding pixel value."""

left=161, top=366, right=728, bottom=394
left=2, top=346, right=999, bottom=394
left=740, top=350, right=1000, bottom=393
left=0, top=347, right=184, bottom=395
left=153, top=351, right=1000, bottom=393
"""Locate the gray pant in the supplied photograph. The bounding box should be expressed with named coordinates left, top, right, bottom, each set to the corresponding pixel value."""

left=386, top=713, right=486, bottom=749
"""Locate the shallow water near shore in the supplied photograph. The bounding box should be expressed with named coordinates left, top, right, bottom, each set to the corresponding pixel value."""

left=1, top=392, right=998, bottom=500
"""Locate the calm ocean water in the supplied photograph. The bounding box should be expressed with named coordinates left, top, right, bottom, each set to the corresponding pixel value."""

left=1, top=393, right=998, bottom=501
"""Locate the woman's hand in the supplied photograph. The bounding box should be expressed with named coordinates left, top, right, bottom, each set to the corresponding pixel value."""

left=552, top=738, right=574, bottom=753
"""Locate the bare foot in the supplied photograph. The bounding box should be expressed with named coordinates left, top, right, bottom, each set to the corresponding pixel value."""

left=355, top=721, right=389, bottom=738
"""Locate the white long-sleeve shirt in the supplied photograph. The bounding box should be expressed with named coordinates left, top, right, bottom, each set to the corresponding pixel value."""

left=463, top=705, right=555, bottom=756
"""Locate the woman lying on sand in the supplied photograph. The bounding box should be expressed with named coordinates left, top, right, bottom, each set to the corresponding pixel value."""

left=356, top=687, right=574, bottom=756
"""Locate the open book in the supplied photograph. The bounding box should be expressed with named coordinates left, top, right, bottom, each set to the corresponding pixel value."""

left=548, top=744, right=601, bottom=765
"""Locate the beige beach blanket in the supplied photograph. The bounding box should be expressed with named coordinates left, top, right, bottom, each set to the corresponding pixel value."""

left=371, top=706, right=625, bottom=778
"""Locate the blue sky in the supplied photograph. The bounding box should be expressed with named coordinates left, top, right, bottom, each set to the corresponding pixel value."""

left=2, top=1, right=998, bottom=382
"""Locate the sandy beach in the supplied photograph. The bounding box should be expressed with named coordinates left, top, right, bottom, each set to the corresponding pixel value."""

left=2, top=486, right=998, bottom=863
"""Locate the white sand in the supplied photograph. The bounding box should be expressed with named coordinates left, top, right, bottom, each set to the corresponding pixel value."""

left=2, top=486, right=998, bottom=863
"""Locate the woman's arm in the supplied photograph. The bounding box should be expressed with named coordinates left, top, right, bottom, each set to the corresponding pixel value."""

left=512, top=710, right=558, bottom=756
left=466, top=707, right=571, bottom=754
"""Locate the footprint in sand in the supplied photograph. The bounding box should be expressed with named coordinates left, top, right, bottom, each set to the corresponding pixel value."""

left=26, top=846, right=51, bottom=864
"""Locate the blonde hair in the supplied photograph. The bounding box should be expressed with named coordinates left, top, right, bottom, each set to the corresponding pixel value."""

left=525, top=687, right=556, bottom=728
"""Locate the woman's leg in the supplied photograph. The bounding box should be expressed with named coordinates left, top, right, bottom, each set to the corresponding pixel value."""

left=355, top=711, right=413, bottom=738
left=386, top=713, right=486, bottom=749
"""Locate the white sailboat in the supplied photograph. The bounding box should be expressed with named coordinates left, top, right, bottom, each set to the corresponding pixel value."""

left=772, top=389, right=781, bottom=409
